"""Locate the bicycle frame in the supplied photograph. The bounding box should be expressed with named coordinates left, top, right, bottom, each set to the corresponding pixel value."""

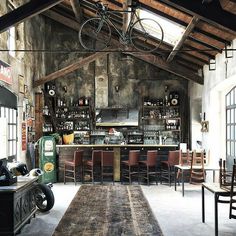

left=97, top=7, right=140, bottom=41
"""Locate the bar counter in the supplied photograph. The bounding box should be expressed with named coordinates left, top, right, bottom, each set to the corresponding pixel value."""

left=56, top=144, right=178, bottom=182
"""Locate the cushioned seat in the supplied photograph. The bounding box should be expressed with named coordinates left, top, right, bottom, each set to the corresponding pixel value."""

left=139, top=150, right=158, bottom=185
left=121, top=150, right=140, bottom=184
left=64, top=150, right=84, bottom=185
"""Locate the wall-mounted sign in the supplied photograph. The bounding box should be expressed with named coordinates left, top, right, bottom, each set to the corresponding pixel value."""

left=0, top=60, right=12, bottom=85
left=22, top=122, right=27, bottom=151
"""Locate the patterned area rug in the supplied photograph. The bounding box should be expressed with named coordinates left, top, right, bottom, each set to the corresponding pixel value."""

left=53, top=185, right=163, bottom=236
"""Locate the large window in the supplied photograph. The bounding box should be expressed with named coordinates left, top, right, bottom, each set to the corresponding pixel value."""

left=0, top=86, right=17, bottom=161
left=0, top=106, right=17, bottom=160
left=226, top=87, right=236, bottom=169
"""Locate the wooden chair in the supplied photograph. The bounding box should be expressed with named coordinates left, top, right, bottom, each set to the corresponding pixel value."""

left=160, top=150, right=179, bottom=186
left=121, top=150, right=140, bottom=184
left=101, top=150, right=114, bottom=184
left=84, top=150, right=102, bottom=184
left=189, top=150, right=205, bottom=184
left=229, top=164, right=236, bottom=219
left=64, top=150, right=84, bottom=185
left=176, top=149, right=192, bottom=181
left=139, top=150, right=158, bottom=185
left=219, top=158, right=235, bottom=190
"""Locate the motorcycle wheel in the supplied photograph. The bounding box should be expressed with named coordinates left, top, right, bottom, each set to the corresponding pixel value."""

left=35, top=183, right=55, bottom=212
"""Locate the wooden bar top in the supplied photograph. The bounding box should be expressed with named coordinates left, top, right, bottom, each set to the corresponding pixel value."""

left=56, top=144, right=178, bottom=148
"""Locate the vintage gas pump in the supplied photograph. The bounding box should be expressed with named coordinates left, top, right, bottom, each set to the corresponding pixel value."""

left=39, top=136, right=57, bottom=183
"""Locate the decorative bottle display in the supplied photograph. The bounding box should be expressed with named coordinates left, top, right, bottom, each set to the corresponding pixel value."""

left=43, top=96, right=92, bottom=135
left=142, top=94, right=181, bottom=145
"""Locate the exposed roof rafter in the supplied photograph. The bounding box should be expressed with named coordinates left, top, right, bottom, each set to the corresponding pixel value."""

left=33, top=50, right=113, bottom=88
left=167, top=16, right=199, bottom=62
left=125, top=52, right=204, bottom=84
left=0, top=0, right=63, bottom=33
left=158, top=0, right=236, bottom=34
left=70, top=0, right=83, bottom=23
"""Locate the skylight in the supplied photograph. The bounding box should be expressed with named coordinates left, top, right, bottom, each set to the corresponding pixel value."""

left=138, top=9, right=186, bottom=46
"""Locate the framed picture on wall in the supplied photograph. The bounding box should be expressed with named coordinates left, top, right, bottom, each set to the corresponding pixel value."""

left=24, top=85, right=28, bottom=98
left=201, top=121, right=209, bottom=132
left=19, top=75, right=24, bottom=94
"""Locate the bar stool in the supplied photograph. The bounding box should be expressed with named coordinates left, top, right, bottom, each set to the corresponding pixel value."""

left=160, top=150, right=179, bottom=186
left=139, top=150, right=158, bottom=185
left=121, top=150, right=140, bottom=184
left=101, top=150, right=114, bottom=184
left=84, top=150, right=102, bottom=184
left=64, top=149, right=84, bottom=185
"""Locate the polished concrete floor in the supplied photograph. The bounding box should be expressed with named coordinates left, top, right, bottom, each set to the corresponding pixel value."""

left=19, top=181, right=236, bottom=236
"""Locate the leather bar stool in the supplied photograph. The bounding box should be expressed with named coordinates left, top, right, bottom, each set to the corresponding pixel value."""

left=101, top=150, right=114, bottom=184
left=84, top=150, right=102, bottom=184
left=139, top=150, right=158, bottom=185
left=64, top=149, right=84, bottom=185
left=121, top=150, right=140, bottom=184
left=160, top=150, right=179, bottom=186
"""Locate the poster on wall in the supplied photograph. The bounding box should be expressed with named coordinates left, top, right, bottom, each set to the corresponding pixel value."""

left=22, top=122, right=27, bottom=151
left=0, top=117, right=8, bottom=159
left=18, top=75, right=24, bottom=94
left=0, top=60, right=12, bottom=84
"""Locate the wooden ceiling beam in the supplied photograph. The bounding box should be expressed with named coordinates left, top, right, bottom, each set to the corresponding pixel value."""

left=122, top=0, right=131, bottom=34
left=125, top=52, right=203, bottom=84
left=0, top=0, right=63, bottom=33
left=33, top=50, right=112, bottom=88
left=43, top=10, right=81, bottom=31
left=42, top=6, right=204, bottom=84
left=70, top=0, right=83, bottom=23
left=188, top=36, right=222, bottom=53
left=167, top=16, right=199, bottom=62
left=158, top=0, right=236, bottom=33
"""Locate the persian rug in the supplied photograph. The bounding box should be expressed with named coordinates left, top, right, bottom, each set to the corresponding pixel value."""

left=53, top=185, right=163, bottom=236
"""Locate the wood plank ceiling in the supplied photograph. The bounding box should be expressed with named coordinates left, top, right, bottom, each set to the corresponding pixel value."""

left=0, top=0, right=236, bottom=85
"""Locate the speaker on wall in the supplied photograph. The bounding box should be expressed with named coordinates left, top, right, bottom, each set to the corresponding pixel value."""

left=46, top=83, right=56, bottom=97
left=169, top=92, right=179, bottom=106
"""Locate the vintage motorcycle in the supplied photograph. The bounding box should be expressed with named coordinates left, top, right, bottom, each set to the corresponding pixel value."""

left=4, top=161, right=55, bottom=212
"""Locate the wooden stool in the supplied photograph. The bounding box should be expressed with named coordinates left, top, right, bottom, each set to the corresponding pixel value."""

left=101, top=151, right=114, bottom=184
left=160, top=150, right=179, bottom=186
left=64, top=150, right=84, bottom=185
left=121, top=150, right=140, bottom=184
left=139, top=150, right=158, bottom=185
left=84, top=150, right=102, bottom=184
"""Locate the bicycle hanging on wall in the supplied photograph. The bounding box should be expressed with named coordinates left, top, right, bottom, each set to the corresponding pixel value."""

left=78, top=1, right=164, bottom=52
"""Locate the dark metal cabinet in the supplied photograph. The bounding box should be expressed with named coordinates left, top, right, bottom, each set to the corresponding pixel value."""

left=0, top=178, right=37, bottom=236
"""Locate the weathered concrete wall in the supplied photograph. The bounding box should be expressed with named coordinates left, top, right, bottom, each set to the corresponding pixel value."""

left=0, top=0, right=46, bottom=163
left=191, top=39, right=236, bottom=166
left=42, top=16, right=189, bottom=142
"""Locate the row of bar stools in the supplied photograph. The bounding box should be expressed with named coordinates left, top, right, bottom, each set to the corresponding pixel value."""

left=83, top=150, right=115, bottom=184
left=121, top=150, right=159, bottom=185
left=64, top=149, right=115, bottom=185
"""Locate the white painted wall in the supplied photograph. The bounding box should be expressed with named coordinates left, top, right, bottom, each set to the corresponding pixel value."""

left=191, top=39, right=236, bottom=166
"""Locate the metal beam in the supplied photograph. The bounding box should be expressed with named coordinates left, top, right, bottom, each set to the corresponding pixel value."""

left=125, top=52, right=204, bottom=84
left=0, top=0, right=63, bottom=33
left=158, top=0, right=236, bottom=34
left=167, top=16, right=199, bottom=62
left=33, top=50, right=113, bottom=88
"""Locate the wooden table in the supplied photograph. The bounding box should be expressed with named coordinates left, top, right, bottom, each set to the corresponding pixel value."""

left=174, top=164, right=219, bottom=196
left=202, top=183, right=230, bottom=236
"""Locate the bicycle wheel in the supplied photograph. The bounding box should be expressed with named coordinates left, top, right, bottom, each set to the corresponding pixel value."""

left=130, top=18, right=164, bottom=52
left=79, top=17, right=111, bottom=51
